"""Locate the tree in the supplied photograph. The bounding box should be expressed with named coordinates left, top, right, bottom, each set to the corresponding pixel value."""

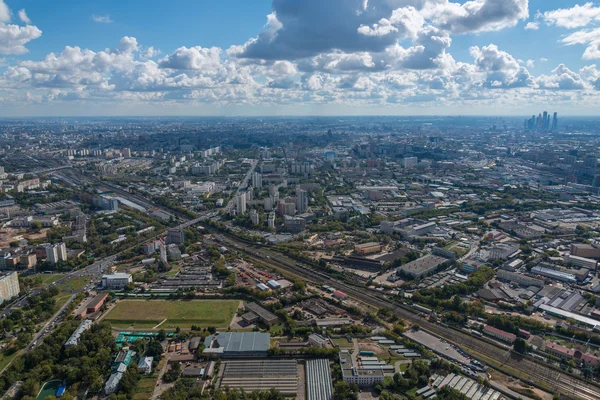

left=157, top=329, right=167, bottom=341
left=513, top=338, right=528, bottom=354
left=146, top=340, right=165, bottom=360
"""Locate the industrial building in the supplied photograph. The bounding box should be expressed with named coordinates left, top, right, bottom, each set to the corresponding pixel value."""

left=0, top=271, right=20, bottom=303
left=496, top=270, right=544, bottom=288
left=218, top=360, right=298, bottom=396
left=244, top=302, right=279, bottom=326
left=203, top=332, right=270, bottom=358
left=397, top=255, right=449, bottom=279
left=306, top=359, right=333, bottom=400
left=354, top=242, right=383, bottom=256
left=531, top=266, right=577, bottom=284
left=65, top=319, right=93, bottom=348
left=483, top=325, right=516, bottom=344
left=565, top=255, right=597, bottom=270
left=86, top=293, right=109, bottom=313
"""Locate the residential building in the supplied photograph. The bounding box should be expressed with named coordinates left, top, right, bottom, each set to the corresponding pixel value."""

left=252, top=172, right=263, bottom=188
left=0, top=272, right=20, bottom=303
left=19, top=254, right=37, bottom=269
left=267, top=212, right=275, bottom=229
left=65, top=319, right=93, bottom=348
left=296, top=188, right=308, bottom=213
left=138, top=357, right=153, bottom=375
left=403, top=157, right=418, bottom=169
left=45, top=243, right=67, bottom=265
left=250, top=209, right=259, bottom=226
left=104, top=372, right=123, bottom=395
left=167, top=228, right=185, bottom=245
left=236, top=192, right=247, bottom=215
left=283, top=216, right=305, bottom=233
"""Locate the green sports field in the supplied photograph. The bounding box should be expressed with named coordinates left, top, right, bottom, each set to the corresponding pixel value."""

left=103, top=299, right=240, bottom=329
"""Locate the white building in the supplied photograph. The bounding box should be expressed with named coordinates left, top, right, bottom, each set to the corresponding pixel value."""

left=267, top=212, right=275, bottom=229
left=102, top=273, right=132, bottom=290
left=250, top=209, right=259, bottom=226
left=236, top=193, right=247, bottom=215
left=0, top=272, right=20, bottom=303
left=252, top=172, right=263, bottom=189
left=138, top=356, right=154, bottom=375
left=104, top=372, right=123, bottom=395
left=45, top=243, right=67, bottom=265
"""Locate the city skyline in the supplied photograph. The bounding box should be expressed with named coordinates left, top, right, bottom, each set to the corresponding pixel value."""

left=1, top=0, right=600, bottom=116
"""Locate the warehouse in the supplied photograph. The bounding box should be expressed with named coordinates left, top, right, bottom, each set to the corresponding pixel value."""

left=203, top=332, right=270, bottom=358
left=306, top=359, right=333, bottom=400
left=244, top=302, right=279, bottom=326
left=531, top=266, right=577, bottom=284
left=219, top=360, right=298, bottom=396
left=86, top=293, right=109, bottom=313
left=397, top=255, right=449, bottom=279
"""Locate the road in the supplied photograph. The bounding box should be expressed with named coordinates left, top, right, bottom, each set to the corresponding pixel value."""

left=225, top=159, right=257, bottom=211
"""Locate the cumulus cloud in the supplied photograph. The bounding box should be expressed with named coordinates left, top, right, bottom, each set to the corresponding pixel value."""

left=158, top=46, right=222, bottom=70
left=524, top=21, right=539, bottom=30
left=0, top=0, right=42, bottom=55
left=18, top=9, right=31, bottom=25
left=92, top=15, right=114, bottom=24
left=421, top=0, right=529, bottom=34
left=537, top=64, right=587, bottom=90
left=543, top=3, right=600, bottom=29
left=470, top=44, right=534, bottom=88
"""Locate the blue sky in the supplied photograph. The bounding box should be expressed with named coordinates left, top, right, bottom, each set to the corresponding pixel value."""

left=1, top=0, right=600, bottom=116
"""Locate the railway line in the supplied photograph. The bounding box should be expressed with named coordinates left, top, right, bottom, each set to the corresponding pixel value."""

left=215, top=231, right=600, bottom=400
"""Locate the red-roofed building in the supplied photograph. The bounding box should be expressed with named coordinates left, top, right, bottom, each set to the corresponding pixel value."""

left=545, top=342, right=577, bottom=360
left=483, top=325, right=516, bottom=344
left=518, top=328, right=531, bottom=339
left=580, top=353, right=600, bottom=368
left=332, top=290, right=348, bottom=300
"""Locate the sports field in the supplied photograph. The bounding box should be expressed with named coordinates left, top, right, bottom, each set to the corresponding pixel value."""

left=103, top=299, right=240, bottom=329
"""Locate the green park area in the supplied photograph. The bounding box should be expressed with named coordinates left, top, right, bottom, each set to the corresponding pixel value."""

left=103, top=299, right=240, bottom=329
left=36, top=274, right=66, bottom=287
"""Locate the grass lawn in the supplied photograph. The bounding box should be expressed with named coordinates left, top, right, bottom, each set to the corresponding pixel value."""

left=104, top=299, right=240, bottom=329
left=36, top=274, right=66, bottom=287
left=56, top=276, right=89, bottom=292
left=0, top=350, right=18, bottom=371
left=331, top=338, right=353, bottom=349
left=54, top=293, right=74, bottom=310
left=133, top=375, right=158, bottom=400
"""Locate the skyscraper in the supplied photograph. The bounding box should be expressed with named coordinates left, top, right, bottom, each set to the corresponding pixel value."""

left=552, top=112, right=558, bottom=131
left=542, top=111, right=548, bottom=130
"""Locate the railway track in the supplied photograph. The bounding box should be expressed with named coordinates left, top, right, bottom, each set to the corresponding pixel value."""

left=216, top=232, right=600, bottom=400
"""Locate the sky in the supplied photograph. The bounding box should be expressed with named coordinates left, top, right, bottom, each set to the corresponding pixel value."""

left=0, top=0, right=600, bottom=116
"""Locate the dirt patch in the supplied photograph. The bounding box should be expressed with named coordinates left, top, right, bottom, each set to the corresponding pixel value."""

left=489, top=370, right=552, bottom=400
left=358, top=342, right=388, bottom=356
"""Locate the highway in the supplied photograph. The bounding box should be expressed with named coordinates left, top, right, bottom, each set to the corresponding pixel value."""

left=212, top=229, right=600, bottom=400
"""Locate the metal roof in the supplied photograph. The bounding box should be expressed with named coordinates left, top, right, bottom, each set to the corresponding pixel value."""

left=306, top=359, right=333, bottom=400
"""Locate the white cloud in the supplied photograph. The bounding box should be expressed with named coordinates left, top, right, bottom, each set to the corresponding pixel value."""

left=421, top=0, right=529, bottom=34
left=543, top=3, right=600, bottom=29
left=0, top=0, right=10, bottom=23
left=561, top=28, right=600, bottom=60
left=92, top=15, right=113, bottom=24
left=18, top=9, right=31, bottom=25
left=0, top=1, right=42, bottom=55
left=524, top=21, right=539, bottom=30
left=140, top=46, right=160, bottom=59
left=470, top=44, right=534, bottom=88
left=537, top=64, right=587, bottom=90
